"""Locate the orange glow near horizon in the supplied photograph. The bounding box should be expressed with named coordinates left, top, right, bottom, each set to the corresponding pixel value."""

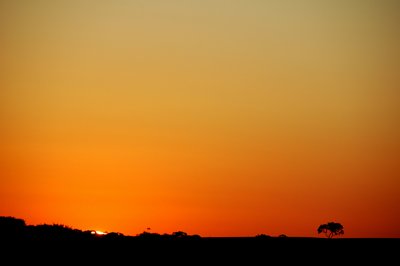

left=92, top=230, right=107, bottom=236
left=1, top=1, right=399, bottom=238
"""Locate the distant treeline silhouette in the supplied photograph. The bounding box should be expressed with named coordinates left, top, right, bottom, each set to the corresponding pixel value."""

left=2, top=216, right=349, bottom=242
left=0, top=216, right=202, bottom=241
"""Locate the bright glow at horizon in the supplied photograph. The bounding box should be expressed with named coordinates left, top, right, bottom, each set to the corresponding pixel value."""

left=91, top=230, right=107, bottom=236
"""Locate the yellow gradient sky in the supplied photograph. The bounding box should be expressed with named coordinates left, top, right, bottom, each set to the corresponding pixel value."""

left=1, top=0, right=399, bottom=237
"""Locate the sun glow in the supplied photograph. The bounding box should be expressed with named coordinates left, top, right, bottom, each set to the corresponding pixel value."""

left=91, top=230, right=107, bottom=235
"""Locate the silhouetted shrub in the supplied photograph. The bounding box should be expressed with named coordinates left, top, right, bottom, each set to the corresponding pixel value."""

left=103, top=232, right=125, bottom=240
left=191, top=234, right=201, bottom=239
left=137, top=231, right=162, bottom=240
left=172, top=231, right=188, bottom=238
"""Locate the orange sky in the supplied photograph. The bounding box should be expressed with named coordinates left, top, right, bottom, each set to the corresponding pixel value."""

left=1, top=1, right=399, bottom=238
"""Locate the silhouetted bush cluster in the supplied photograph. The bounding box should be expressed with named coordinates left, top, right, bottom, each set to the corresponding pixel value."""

left=27, top=224, right=92, bottom=240
left=1, top=216, right=297, bottom=243
left=136, top=230, right=201, bottom=240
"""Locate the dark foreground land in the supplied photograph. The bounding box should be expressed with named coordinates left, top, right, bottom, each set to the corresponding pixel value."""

left=0, top=237, right=400, bottom=265
left=1, top=216, right=398, bottom=264
left=3, top=236, right=398, bottom=264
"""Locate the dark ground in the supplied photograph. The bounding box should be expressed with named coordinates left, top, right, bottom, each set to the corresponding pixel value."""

left=2, top=237, right=398, bottom=264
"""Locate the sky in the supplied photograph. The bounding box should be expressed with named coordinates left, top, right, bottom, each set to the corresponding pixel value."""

left=0, top=0, right=399, bottom=238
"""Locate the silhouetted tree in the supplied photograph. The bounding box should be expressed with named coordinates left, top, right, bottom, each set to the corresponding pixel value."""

left=0, top=216, right=26, bottom=238
left=318, top=222, right=344, bottom=238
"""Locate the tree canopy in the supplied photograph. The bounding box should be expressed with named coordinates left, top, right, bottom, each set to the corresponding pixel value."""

left=317, top=222, right=344, bottom=238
